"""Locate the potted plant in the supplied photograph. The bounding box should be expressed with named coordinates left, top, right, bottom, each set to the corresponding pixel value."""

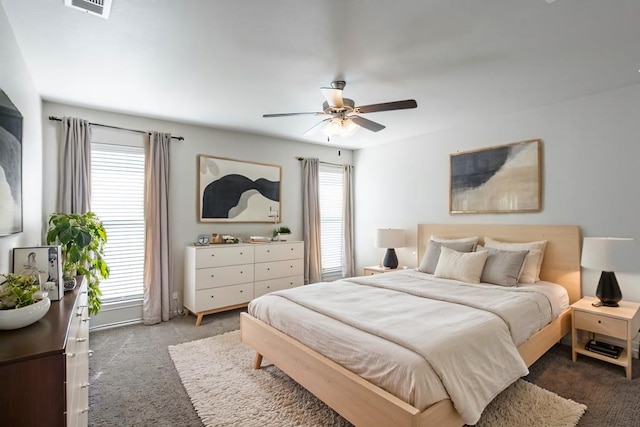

left=273, top=226, right=291, bottom=241
left=46, top=212, right=109, bottom=315
left=0, top=273, right=51, bottom=330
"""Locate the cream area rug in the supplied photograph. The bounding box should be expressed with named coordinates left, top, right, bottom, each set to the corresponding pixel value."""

left=168, top=330, right=586, bottom=427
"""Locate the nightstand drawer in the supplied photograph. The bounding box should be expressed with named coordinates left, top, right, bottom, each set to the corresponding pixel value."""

left=574, top=310, right=627, bottom=339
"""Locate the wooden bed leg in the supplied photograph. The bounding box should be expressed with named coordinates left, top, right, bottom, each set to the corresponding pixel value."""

left=195, top=313, right=203, bottom=326
left=253, top=352, right=263, bottom=370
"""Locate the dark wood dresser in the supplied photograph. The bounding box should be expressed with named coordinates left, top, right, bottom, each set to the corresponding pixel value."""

left=0, top=277, right=89, bottom=427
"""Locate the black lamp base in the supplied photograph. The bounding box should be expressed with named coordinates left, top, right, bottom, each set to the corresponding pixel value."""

left=382, top=248, right=398, bottom=269
left=595, top=271, right=622, bottom=307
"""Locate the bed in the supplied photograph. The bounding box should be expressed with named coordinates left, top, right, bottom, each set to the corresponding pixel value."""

left=240, top=224, right=581, bottom=427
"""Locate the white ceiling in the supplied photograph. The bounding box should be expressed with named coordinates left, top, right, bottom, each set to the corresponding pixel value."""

left=2, top=0, right=640, bottom=149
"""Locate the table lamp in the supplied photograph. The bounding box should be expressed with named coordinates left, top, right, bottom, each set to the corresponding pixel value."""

left=375, top=228, right=405, bottom=269
left=581, top=237, right=634, bottom=307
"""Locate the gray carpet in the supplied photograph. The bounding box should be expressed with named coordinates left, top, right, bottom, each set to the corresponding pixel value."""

left=89, top=309, right=640, bottom=426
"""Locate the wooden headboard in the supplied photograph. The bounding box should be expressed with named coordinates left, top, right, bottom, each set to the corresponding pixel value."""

left=417, top=224, right=581, bottom=303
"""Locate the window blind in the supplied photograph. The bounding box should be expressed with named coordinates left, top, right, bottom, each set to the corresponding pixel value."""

left=319, top=163, right=343, bottom=279
left=90, top=143, right=145, bottom=302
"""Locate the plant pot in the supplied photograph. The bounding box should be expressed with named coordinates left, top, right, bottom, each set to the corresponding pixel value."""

left=0, top=296, right=51, bottom=330
left=276, top=232, right=290, bottom=241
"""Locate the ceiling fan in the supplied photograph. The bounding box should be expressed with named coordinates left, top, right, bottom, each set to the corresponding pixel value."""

left=263, top=81, right=418, bottom=138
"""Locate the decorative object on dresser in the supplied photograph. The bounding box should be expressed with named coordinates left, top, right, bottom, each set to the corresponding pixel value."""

left=450, top=139, right=541, bottom=214
left=184, top=241, right=303, bottom=326
left=0, top=277, right=89, bottom=426
left=580, top=237, right=634, bottom=307
left=12, top=246, right=64, bottom=301
left=0, top=273, right=50, bottom=330
left=273, top=226, right=291, bottom=241
left=196, top=234, right=210, bottom=246
left=571, top=296, right=640, bottom=379
left=0, top=89, right=23, bottom=236
left=198, top=155, right=281, bottom=223
left=375, top=228, right=405, bottom=269
left=363, top=265, right=399, bottom=276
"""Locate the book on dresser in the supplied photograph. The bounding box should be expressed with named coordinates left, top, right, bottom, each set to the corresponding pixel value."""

left=184, top=241, right=304, bottom=326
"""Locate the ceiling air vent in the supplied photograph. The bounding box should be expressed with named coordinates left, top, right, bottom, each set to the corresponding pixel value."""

left=64, top=0, right=113, bottom=19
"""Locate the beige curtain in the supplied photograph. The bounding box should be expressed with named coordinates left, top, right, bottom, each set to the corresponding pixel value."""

left=342, top=164, right=355, bottom=277
left=142, top=131, right=172, bottom=325
left=57, top=117, right=92, bottom=213
left=302, top=158, right=322, bottom=284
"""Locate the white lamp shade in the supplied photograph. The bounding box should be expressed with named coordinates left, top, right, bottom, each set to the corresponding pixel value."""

left=581, top=237, right=634, bottom=272
left=375, top=229, right=405, bottom=249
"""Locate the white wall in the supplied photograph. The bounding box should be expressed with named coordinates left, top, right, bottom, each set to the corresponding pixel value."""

left=0, top=5, right=43, bottom=273
left=354, top=84, right=640, bottom=302
left=42, top=102, right=352, bottom=324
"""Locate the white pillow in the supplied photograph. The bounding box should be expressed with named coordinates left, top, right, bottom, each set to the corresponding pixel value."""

left=483, top=237, right=547, bottom=283
left=434, top=247, right=489, bottom=284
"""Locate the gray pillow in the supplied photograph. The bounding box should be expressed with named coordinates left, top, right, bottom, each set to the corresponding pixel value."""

left=477, top=247, right=528, bottom=286
left=418, top=239, right=476, bottom=274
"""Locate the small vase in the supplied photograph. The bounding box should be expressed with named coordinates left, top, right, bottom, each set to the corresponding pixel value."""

left=64, top=277, right=77, bottom=292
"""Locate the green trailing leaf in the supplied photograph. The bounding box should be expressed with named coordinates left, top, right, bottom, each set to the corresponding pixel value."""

left=0, top=274, right=40, bottom=310
left=46, top=212, right=109, bottom=315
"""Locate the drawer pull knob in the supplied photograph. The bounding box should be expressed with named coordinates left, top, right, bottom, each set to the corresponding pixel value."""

left=240, top=252, right=243, bottom=255
left=89, top=350, right=94, bottom=357
left=267, top=268, right=270, bottom=271
left=211, top=254, right=215, bottom=257
left=211, top=274, right=215, bottom=278
left=267, top=250, right=270, bottom=253
left=67, top=352, right=75, bottom=358
left=211, top=295, right=214, bottom=298
left=240, top=290, right=243, bottom=293
left=598, top=320, right=602, bottom=324
left=76, top=337, right=87, bottom=343
left=80, top=408, right=89, bottom=414
left=267, top=286, right=270, bottom=289
left=81, top=382, right=90, bottom=388
left=240, top=271, right=243, bottom=274
left=82, top=318, right=91, bottom=322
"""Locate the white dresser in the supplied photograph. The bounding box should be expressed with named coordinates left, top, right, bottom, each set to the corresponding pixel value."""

left=184, top=241, right=304, bottom=325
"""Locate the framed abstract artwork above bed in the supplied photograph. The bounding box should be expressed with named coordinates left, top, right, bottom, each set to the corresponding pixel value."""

left=198, top=155, right=281, bottom=223
left=450, top=139, right=541, bottom=214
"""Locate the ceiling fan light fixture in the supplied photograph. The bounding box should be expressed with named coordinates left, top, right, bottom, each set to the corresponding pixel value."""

left=320, top=118, right=360, bottom=138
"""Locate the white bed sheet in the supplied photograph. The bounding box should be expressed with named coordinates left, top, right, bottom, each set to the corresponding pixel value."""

left=248, top=270, right=568, bottom=424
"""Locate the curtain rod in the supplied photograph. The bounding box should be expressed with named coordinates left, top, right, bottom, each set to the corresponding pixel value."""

left=48, top=116, right=184, bottom=141
left=296, top=157, right=349, bottom=168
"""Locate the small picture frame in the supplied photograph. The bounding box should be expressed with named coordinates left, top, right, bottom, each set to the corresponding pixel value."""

left=12, top=246, right=64, bottom=301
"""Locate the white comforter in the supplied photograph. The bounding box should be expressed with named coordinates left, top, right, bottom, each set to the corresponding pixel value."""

left=248, top=270, right=566, bottom=424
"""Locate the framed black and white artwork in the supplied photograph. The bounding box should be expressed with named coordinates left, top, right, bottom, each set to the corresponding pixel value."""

left=198, top=155, right=281, bottom=223
left=0, top=89, right=23, bottom=235
left=12, top=246, right=64, bottom=301
left=450, top=139, right=541, bottom=214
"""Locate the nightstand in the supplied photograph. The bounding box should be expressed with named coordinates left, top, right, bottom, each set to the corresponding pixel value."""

left=363, top=266, right=398, bottom=276
left=571, top=296, right=640, bottom=379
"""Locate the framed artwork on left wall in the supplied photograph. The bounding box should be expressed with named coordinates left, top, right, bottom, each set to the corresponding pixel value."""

left=198, top=155, right=281, bottom=223
left=0, top=89, right=23, bottom=235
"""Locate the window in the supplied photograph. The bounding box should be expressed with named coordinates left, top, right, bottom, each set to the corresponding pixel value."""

left=318, top=163, right=343, bottom=280
left=91, top=143, right=145, bottom=302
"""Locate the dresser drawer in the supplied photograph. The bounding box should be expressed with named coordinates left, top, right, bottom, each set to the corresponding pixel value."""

left=574, top=310, right=628, bottom=339
left=194, top=283, right=253, bottom=312
left=255, top=242, right=303, bottom=262
left=255, top=259, right=304, bottom=281
left=195, top=246, right=254, bottom=268
left=195, top=264, right=254, bottom=290
left=254, top=275, right=303, bottom=298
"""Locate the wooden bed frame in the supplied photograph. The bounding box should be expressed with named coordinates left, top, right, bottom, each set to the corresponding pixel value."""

left=240, top=224, right=581, bottom=427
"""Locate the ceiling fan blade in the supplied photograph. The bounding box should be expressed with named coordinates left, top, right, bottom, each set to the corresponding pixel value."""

left=303, top=118, right=333, bottom=136
left=350, top=115, right=386, bottom=132
left=263, top=112, right=324, bottom=118
left=321, top=87, right=344, bottom=109
left=356, top=99, right=417, bottom=114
